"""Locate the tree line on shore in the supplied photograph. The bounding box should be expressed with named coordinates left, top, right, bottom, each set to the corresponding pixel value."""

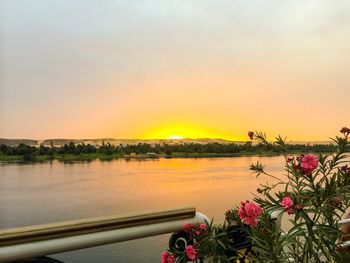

left=0, top=141, right=341, bottom=161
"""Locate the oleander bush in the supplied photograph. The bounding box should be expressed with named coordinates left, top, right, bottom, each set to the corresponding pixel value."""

left=162, top=127, right=350, bottom=263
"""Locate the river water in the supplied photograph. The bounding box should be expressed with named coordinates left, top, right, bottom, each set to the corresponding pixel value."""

left=0, top=156, right=285, bottom=262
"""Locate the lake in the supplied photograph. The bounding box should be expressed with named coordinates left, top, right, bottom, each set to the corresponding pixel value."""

left=0, top=156, right=284, bottom=262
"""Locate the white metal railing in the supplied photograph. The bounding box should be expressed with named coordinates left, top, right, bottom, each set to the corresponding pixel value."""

left=0, top=208, right=348, bottom=262
left=0, top=207, right=209, bottom=263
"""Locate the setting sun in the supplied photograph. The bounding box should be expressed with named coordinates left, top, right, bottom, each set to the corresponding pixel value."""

left=167, top=135, right=184, bottom=140
left=140, top=123, right=236, bottom=140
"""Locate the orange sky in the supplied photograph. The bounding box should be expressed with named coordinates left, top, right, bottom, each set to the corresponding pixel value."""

left=0, top=1, right=349, bottom=141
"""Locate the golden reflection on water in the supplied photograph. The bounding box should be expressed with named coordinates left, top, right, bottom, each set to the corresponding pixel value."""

left=0, top=156, right=284, bottom=228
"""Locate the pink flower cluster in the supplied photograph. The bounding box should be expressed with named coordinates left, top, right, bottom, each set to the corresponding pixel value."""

left=185, top=245, right=197, bottom=260
left=238, top=200, right=262, bottom=227
left=301, top=154, right=319, bottom=175
left=281, top=196, right=294, bottom=214
left=183, top=223, right=207, bottom=239
left=161, top=252, right=176, bottom=263
left=183, top=223, right=191, bottom=232
left=161, top=244, right=198, bottom=262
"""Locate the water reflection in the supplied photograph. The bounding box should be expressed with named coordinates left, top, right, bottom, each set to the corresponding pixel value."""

left=0, top=157, right=284, bottom=262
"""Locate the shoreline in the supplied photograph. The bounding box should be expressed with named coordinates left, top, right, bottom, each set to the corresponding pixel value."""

left=0, top=151, right=335, bottom=163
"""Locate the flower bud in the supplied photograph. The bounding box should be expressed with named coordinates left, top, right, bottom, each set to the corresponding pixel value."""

left=340, top=127, right=350, bottom=135
left=330, top=196, right=342, bottom=207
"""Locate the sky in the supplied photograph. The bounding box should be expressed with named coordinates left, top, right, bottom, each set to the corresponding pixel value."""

left=0, top=0, right=349, bottom=141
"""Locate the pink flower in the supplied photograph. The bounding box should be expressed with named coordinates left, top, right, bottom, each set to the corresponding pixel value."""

left=281, top=196, right=296, bottom=214
left=161, top=252, right=176, bottom=263
left=238, top=200, right=262, bottom=227
left=183, top=223, right=191, bottom=232
left=281, top=196, right=293, bottom=210
left=281, top=196, right=294, bottom=214
left=185, top=245, right=197, bottom=260
left=301, top=154, right=318, bottom=175
left=248, top=131, right=254, bottom=140
left=199, top=223, right=207, bottom=230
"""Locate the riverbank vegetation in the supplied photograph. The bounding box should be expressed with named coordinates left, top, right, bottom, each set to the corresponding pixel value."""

left=161, top=127, right=350, bottom=262
left=0, top=140, right=341, bottom=162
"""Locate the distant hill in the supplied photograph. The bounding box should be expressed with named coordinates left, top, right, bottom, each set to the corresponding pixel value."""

left=0, top=138, right=240, bottom=147
left=0, top=139, right=38, bottom=146
left=38, top=138, right=239, bottom=147
left=0, top=138, right=333, bottom=147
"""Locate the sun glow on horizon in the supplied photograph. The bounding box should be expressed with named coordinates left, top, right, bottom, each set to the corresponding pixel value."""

left=167, top=135, right=184, bottom=140
left=140, top=123, right=240, bottom=141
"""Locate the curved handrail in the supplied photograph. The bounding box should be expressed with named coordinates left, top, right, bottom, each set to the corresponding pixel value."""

left=0, top=207, right=196, bottom=246
left=0, top=207, right=208, bottom=262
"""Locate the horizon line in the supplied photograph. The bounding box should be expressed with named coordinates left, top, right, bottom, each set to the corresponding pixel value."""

left=0, top=137, right=333, bottom=143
